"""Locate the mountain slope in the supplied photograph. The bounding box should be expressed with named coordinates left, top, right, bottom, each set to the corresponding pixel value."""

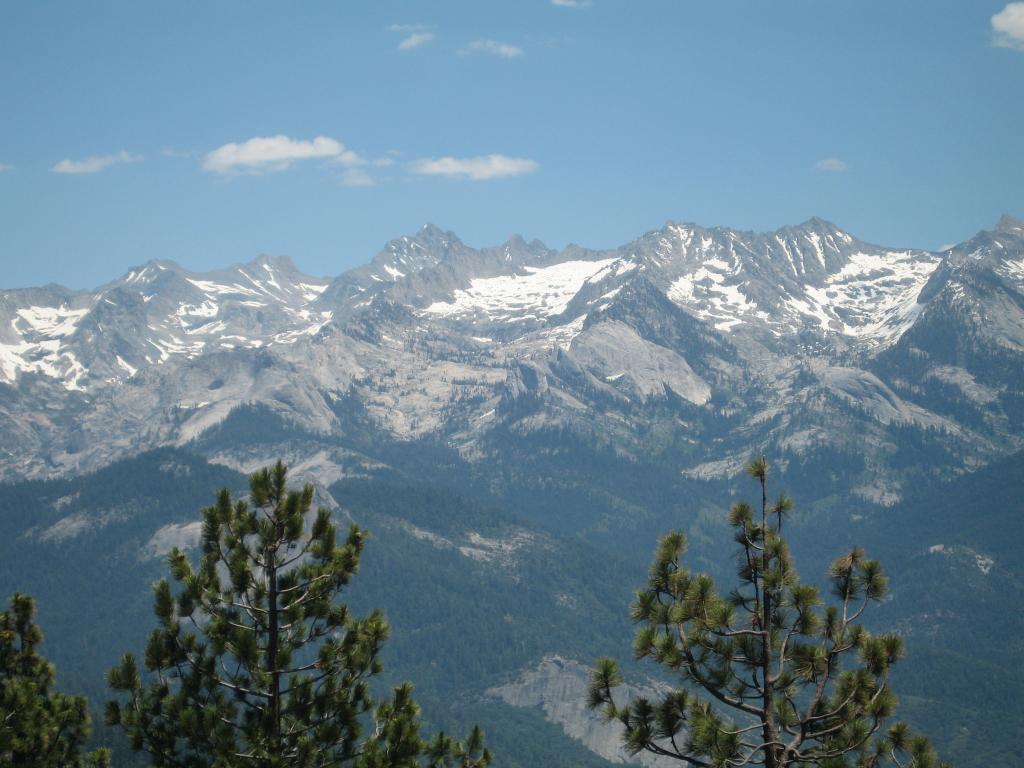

left=0, top=449, right=641, bottom=768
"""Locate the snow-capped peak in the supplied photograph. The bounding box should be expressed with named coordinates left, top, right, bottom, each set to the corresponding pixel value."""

left=0, top=256, right=332, bottom=391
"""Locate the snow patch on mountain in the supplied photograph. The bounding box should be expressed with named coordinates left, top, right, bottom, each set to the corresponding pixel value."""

left=998, top=256, right=1024, bottom=287
left=514, top=314, right=588, bottom=354
left=0, top=303, right=92, bottom=389
left=186, top=278, right=263, bottom=298
left=658, top=230, right=939, bottom=344
left=15, top=305, right=90, bottom=337
left=299, top=282, right=328, bottom=300
left=116, top=356, right=137, bottom=376
left=0, top=257, right=333, bottom=391
left=423, top=258, right=619, bottom=321
left=667, top=261, right=764, bottom=332
left=273, top=312, right=334, bottom=344
left=810, top=250, right=940, bottom=345
left=1, top=339, right=87, bottom=390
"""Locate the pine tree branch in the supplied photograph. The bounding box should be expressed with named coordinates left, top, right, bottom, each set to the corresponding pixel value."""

left=277, top=534, right=318, bottom=570
left=675, top=622, right=765, bottom=717
left=166, top=637, right=271, bottom=708
left=277, top=572, right=331, bottom=600
left=791, top=715, right=882, bottom=762
left=127, top=694, right=192, bottom=768
left=768, top=611, right=803, bottom=686
left=710, top=627, right=765, bottom=638
left=634, top=736, right=711, bottom=766
left=717, top=722, right=768, bottom=737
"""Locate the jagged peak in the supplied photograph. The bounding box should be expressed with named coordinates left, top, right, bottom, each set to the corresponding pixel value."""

left=497, top=233, right=552, bottom=259
left=374, top=223, right=463, bottom=263
left=656, top=217, right=854, bottom=245
left=419, top=221, right=446, bottom=236
left=658, top=220, right=709, bottom=238
left=126, top=258, right=183, bottom=274
left=412, top=222, right=461, bottom=246
left=943, top=214, right=1024, bottom=258
left=994, top=213, right=1024, bottom=235
left=0, top=282, right=80, bottom=301
left=800, top=215, right=837, bottom=229
left=105, top=259, right=186, bottom=290
left=776, top=216, right=852, bottom=241
left=241, top=253, right=301, bottom=274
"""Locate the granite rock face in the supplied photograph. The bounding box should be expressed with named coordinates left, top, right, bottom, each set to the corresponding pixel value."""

left=487, top=656, right=677, bottom=767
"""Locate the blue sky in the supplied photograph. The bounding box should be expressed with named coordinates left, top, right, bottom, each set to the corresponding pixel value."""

left=1, top=0, right=1022, bottom=289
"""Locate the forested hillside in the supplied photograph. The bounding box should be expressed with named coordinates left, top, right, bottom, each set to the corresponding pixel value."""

left=1, top=444, right=1021, bottom=765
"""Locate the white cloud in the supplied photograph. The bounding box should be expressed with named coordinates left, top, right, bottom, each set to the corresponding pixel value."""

left=341, top=168, right=375, bottom=187
left=461, top=39, right=524, bottom=58
left=387, top=23, right=436, bottom=50
left=552, top=0, right=592, bottom=7
left=0, top=163, right=13, bottom=173
left=202, top=135, right=347, bottom=174
left=336, top=149, right=367, bottom=167
left=410, top=154, right=538, bottom=180
left=51, top=150, right=142, bottom=175
left=815, top=157, right=848, bottom=173
left=992, top=3, right=1024, bottom=49
left=398, top=32, right=435, bottom=50
left=387, top=23, right=431, bottom=33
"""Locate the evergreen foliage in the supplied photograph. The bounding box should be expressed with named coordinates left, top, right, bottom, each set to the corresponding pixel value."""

left=0, top=593, right=111, bottom=767
left=588, top=458, right=949, bottom=768
left=106, top=460, right=490, bottom=768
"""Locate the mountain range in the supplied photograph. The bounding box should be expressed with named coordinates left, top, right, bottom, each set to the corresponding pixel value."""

left=2, top=214, right=1023, bottom=766
left=3, top=214, right=1022, bottom=493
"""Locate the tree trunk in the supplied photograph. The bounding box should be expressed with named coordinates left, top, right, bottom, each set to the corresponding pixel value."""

left=759, top=467, right=778, bottom=768
left=268, top=535, right=281, bottom=758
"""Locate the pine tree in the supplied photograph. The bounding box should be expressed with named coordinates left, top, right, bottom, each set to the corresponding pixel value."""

left=0, top=593, right=111, bottom=768
left=107, top=460, right=489, bottom=768
left=588, top=457, right=949, bottom=768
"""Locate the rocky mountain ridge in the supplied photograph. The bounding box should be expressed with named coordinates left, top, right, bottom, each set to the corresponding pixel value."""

left=1, top=215, right=1022, bottom=496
